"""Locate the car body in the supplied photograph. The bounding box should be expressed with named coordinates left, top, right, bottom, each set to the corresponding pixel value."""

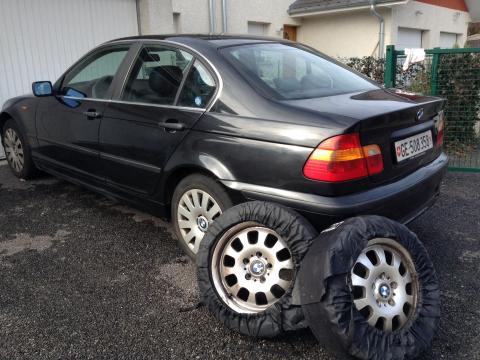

left=0, top=35, right=448, bottom=257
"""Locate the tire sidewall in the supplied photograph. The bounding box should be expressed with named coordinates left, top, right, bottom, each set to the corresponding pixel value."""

left=197, top=201, right=318, bottom=338
left=171, top=174, right=233, bottom=259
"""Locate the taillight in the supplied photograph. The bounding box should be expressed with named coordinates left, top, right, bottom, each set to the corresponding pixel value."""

left=303, top=133, right=383, bottom=182
left=435, top=111, right=445, bottom=147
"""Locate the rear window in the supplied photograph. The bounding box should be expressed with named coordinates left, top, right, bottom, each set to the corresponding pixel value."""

left=221, top=43, right=377, bottom=100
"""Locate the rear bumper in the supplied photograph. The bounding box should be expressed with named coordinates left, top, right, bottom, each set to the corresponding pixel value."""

left=221, top=152, right=448, bottom=230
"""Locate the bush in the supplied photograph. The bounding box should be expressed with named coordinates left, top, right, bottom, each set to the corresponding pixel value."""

left=437, top=53, right=480, bottom=147
left=344, top=56, right=384, bottom=83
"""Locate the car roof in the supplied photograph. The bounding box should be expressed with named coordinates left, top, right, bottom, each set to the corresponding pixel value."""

left=109, top=34, right=292, bottom=48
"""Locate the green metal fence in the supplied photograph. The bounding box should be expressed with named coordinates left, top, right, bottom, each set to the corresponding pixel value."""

left=384, top=45, right=480, bottom=172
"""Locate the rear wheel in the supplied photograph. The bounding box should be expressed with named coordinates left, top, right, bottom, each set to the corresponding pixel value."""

left=2, top=119, right=38, bottom=179
left=171, top=174, right=233, bottom=259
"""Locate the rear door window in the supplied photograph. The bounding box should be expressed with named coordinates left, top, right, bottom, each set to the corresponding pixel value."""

left=121, top=45, right=194, bottom=105
left=177, top=60, right=217, bottom=108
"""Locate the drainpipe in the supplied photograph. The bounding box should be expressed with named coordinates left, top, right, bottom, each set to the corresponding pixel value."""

left=222, top=0, right=228, bottom=33
left=135, top=0, right=142, bottom=35
left=209, top=0, right=216, bottom=34
left=370, top=0, right=385, bottom=59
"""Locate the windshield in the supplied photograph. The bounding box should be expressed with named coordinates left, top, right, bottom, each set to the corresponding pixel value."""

left=221, top=43, right=378, bottom=100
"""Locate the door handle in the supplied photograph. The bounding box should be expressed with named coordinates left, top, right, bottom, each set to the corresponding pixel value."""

left=83, top=109, right=102, bottom=119
left=159, top=119, right=186, bottom=132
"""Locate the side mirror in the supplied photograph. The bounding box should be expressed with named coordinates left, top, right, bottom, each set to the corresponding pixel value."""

left=32, top=81, right=53, bottom=97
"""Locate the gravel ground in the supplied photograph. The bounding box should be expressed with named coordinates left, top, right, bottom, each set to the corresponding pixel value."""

left=0, top=163, right=478, bottom=359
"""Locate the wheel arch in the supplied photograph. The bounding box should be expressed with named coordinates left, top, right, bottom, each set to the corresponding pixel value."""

left=163, top=165, right=217, bottom=208
left=0, top=112, right=13, bottom=134
left=161, top=163, right=243, bottom=219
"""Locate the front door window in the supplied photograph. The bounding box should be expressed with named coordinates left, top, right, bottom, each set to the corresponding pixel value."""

left=62, top=47, right=129, bottom=99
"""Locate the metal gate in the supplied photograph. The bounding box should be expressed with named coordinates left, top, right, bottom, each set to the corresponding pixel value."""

left=384, top=46, right=480, bottom=172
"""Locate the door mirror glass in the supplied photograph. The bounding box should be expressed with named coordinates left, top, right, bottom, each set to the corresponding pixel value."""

left=32, top=81, right=53, bottom=97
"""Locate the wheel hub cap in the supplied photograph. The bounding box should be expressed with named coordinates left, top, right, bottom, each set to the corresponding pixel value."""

left=350, top=238, right=418, bottom=332
left=378, top=283, right=391, bottom=300
left=250, top=259, right=266, bottom=276
left=197, top=216, right=209, bottom=232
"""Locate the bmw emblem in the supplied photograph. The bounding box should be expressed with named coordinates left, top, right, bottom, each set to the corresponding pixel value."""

left=379, top=284, right=391, bottom=299
left=416, top=108, right=424, bottom=121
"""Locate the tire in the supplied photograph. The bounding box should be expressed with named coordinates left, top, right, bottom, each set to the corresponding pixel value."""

left=299, top=216, right=440, bottom=360
left=171, top=174, right=233, bottom=259
left=197, top=201, right=318, bottom=338
left=2, top=119, right=38, bottom=179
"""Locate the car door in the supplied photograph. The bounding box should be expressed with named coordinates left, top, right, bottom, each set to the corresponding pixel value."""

left=35, top=44, right=132, bottom=184
left=99, top=43, right=218, bottom=195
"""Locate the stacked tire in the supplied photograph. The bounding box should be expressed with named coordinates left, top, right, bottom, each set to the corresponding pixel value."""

left=196, top=202, right=441, bottom=359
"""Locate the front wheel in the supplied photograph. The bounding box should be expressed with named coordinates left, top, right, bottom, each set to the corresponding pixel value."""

left=2, top=119, right=38, bottom=179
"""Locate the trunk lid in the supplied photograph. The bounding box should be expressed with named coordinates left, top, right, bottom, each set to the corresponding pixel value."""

left=284, top=88, right=445, bottom=184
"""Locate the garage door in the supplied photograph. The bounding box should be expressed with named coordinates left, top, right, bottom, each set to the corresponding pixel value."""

left=0, top=0, right=138, bottom=159
left=440, top=32, right=459, bottom=48
left=397, top=27, right=423, bottom=50
left=248, top=22, right=268, bottom=36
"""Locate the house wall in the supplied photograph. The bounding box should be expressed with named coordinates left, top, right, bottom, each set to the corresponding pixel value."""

left=137, top=0, right=175, bottom=34
left=220, top=0, right=300, bottom=36
left=139, top=0, right=300, bottom=37
left=391, top=1, right=470, bottom=48
left=296, top=8, right=393, bottom=58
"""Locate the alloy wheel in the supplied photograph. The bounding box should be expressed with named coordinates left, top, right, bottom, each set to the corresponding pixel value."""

left=3, top=128, right=24, bottom=173
left=350, top=238, right=418, bottom=332
left=177, top=189, right=222, bottom=254
left=211, top=223, right=294, bottom=314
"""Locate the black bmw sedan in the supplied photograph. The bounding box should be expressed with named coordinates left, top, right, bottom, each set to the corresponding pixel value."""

left=0, top=35, right=447, bottom=258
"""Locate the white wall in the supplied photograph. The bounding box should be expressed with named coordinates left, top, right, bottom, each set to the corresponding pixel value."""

left=140, top=0, right=299, bottom=37
left=297, top=8, right=393, bottom=58
left=0, top=0, right=138, bottom=106
left=391, top=1, right=470, bottom=48
left=0, top=0, right=139, bottom=159
left=138, top=0, right=175, bottom=34
left=223, top=0, right=300, bottom=36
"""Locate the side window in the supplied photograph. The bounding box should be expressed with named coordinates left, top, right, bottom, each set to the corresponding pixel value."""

left=62, top=47, right=129, bottom=99
left=178, top=60, right=217, bottom=108
left=122, top=45, right=193, bottom=105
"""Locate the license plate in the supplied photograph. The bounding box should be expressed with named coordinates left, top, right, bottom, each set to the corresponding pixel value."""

left=395, top=130, right=433, bottom=162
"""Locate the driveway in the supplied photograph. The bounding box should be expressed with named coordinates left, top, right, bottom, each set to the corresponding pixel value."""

left=0, top=163, right=479, bottom=359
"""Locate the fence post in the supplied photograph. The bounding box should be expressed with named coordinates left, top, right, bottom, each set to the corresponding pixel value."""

left=430, top=48, right=441, bottom=95
left=384, top=45, right=396, bottom=88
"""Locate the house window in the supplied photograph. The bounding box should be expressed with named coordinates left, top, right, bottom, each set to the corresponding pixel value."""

left=173, top=12, right=181, bottom=33
left=440, top=32, right=459, bottom=48
left=248, top=22, right=269, bottom=36
left=397, top=27, right=423, bottom=50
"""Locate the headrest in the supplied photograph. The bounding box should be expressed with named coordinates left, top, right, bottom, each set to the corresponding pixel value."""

left=149, top=66, right=183, bottom=97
